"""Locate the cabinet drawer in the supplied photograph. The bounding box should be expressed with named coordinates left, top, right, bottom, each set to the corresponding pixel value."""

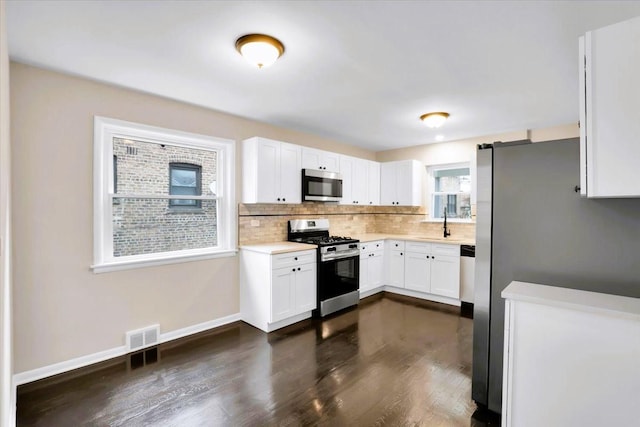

left=432, top=244, right=459, bottom=256
left=360, top=240, right=384, bottom=254
left=387, top=240, right=405, bottom=251
left=405, top=241, right=431, bottom=254
left=272, top=250, right=316, bottom=269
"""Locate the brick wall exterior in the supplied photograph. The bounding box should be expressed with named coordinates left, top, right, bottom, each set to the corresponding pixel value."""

left=112, top=137, right=217, bottom=257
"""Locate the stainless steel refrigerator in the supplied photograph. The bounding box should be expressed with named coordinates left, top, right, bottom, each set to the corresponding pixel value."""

left=471, top=138, right=640, bottom=413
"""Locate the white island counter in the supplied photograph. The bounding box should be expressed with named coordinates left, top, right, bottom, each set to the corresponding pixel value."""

left=501, top=281, right=640, bottom=427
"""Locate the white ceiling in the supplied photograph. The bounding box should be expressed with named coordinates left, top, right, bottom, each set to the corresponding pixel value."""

left=6, top=1, right=640, bottom=151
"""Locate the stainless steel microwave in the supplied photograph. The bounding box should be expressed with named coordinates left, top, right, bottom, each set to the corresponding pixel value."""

left=302, top=169, right=342, bottom=202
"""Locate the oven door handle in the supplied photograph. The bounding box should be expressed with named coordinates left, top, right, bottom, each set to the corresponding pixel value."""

left=321, top=250, right=360, bottom=262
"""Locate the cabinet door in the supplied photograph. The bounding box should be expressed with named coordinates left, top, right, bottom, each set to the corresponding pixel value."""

left=396, top=160, right=421, bottom=206
left=295, top=263, right=317, bottom=313
left=279, top=142, right=302, bottom=203
left=302, top=148, right=322, bottom=170
left=430, top=255, right=461, bottom=299
left=582, top=17, right=640, bottom=197
left=271, top=267, right=296, bottom=322
left=339, top=156, right=354, bottom=205
left=255, top=139, right=280, bottom=203
left=404, top=252, right=431, bottom=293
left=367, top=161, right=381, bottom=205
left=321, top=152, right=340, bottom=172
left=388, top=250, right=405, bottom=287
left=352, top=158, right=369, bottom=205
left=380, top=162, right=397, bottom=205
left=359, top=256, right=370, bottom=292
left=301, top=148, right=340, bottom=172
left=368, top=251, right=384, bottom=288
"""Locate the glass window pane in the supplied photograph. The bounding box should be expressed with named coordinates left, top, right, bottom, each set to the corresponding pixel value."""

left=432, top=193, right=472, bottom=219
left=112, top=137, right=216, bottom=196
left=112, top=198, right=218, bottom=257
left=434, top=167, right=470, bottom=192
left=171, top=169, right=197, bottom=188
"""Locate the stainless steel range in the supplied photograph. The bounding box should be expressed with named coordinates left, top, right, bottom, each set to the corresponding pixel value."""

left=288, top=219, right=359, bottom=317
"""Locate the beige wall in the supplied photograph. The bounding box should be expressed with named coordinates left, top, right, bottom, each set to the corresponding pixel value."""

left=9, top=62, right=376, bottom=374
left=9, top=61, right=580, bottom=376
left=376, top=125, right=578, bottom=165
left=1, top=1, right=14, bottom=423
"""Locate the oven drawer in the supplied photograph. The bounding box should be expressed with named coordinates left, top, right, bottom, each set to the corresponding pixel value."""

left=272, top=250, right=316, bottom=269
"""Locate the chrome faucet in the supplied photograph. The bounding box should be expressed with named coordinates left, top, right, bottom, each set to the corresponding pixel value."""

left=443, top=207, right=451, bottom=238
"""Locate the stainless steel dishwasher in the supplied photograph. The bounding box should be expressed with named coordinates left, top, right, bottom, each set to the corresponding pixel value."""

left=460, top=244, right=475, bottom=318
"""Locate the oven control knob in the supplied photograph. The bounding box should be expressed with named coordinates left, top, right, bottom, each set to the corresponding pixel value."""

left=349, top=244, right=358, bottom=249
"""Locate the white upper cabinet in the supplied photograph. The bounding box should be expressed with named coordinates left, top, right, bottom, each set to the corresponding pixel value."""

left=339, top=155, right=379, bottom=205
left=579, top=16, right=640, bottom=198
left=380, top=160, right=422, bottom=206
left=302, top=147, right=340, bottom=172
left=367, top=161, right=381, bottom=206
left=242, top=137, right=302, bottom=204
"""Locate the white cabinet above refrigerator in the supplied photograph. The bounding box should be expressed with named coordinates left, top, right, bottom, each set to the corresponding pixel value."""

left=579, top=16, right=640, bottom=198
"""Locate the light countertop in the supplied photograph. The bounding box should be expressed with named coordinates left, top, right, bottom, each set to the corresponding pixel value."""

left=502, top=281, right=640, bottom=321
left=240, top=242, right=317, bottom=255
left=240, top=235, right=474, bottom=255
left=352, top=233, right=475, bottom=246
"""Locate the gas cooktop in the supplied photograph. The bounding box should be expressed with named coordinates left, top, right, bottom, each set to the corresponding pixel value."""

left=299, top=236, right=358, bottom=246
left=287, top=219, right=359, bottom=246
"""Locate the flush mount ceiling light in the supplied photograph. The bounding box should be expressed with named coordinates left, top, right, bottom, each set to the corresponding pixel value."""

left=235, top=34, right=285, bottom=69
left=420, top=112, right=450, bottom=128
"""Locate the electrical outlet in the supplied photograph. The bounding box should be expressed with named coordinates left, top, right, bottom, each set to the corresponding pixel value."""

left=251, top=220, right=260, bottom=227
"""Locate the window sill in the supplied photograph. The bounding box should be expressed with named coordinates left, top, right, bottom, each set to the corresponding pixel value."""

left=166, top=207, right=205, bottom=214
left=91, top=249, right=237, bottom=273
left=420, top=218, right=475, bottom=224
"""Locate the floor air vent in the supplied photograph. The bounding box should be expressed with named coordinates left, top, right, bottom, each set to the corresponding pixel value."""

left=126, top=324, right=160, bottom=352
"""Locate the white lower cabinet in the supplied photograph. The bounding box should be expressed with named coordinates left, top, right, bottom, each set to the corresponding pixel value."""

left=381, top=239, right=461, bottom=303
left=386, top=240, right=406, bottom=288
left=241, top=249, right=317, bottom=332
left=405, top=245, right=431, bottom=293
left=430, top=255, right=460, bottom=299
left=360, top=240, right=384, bottom=294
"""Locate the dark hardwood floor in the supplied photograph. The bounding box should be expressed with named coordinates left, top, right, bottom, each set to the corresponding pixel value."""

left=18, top=294, right=498, bottom=426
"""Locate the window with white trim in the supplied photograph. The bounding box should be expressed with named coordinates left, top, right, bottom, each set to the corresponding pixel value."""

left=427, top=163, right=472, bottom=220
left=93, top=117, right=236, bottom=272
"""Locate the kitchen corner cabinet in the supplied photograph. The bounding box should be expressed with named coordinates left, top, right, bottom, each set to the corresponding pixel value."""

left=359, top=240, right=384, bottom=294
left=240, top=249, right=316, bottom=332
left=242, top=137, right=301, bottom=204
left=302, top=147, right=340, bottom=172
left=339, top=155, right=380, bottom=205
left=380, top=160, right=422, bottom=206
left=579, top=16, right=640, bottom=198
left=385, top=239, right=461, bottom=301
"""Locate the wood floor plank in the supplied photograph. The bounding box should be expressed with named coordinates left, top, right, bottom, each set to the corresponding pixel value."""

left=17, top=295, right=490, bottom=426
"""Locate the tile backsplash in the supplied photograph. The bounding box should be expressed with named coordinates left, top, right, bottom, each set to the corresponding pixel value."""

left=238, top=203, right=476, bottom=245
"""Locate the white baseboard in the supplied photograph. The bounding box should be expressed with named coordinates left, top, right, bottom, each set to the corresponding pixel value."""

left=13, top=345, right=127, bottom=387
left=383, top=286, right=461, bottom=307
left=159, top=313, right=241, bottom=344
left=359, top=287, right=384, bottom=299
left=13, top=312, right=241, bottom=387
